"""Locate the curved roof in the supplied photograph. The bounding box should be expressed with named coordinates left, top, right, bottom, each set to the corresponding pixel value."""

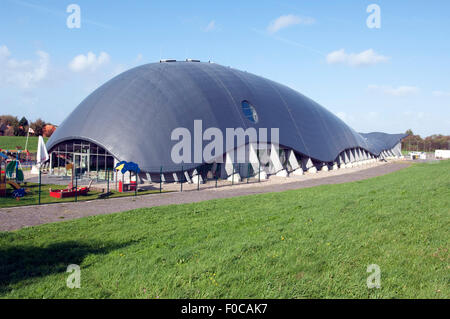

left=359, top=132, right=407, bottom=155
left=47, top=61, right=406, bottom=172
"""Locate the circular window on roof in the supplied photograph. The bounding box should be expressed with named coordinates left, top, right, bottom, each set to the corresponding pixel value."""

left=241, top=100, right=259, bottom=123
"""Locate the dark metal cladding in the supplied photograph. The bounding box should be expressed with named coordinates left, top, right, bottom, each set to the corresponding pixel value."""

left=47, top=61, right=406, bottom=172
left=359, top=132, right=408, bottom=155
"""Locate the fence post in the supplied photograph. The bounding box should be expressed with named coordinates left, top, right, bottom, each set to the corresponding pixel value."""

left=232, top=165, right=234, bottom=185
left=197, top=168, right=200, bottom=191
left=135, top=169, right=138, bottom=197
left=74, top=172, right=78, bottom=202
left=258, top=160, right=261, bottom=183
left=106, top=169, right=110, bottom=197
left=38, top=168, right=41, bottom=205
left=180, top=166, right=183, bottom=192
left=159, top=166, right=162, bottom=193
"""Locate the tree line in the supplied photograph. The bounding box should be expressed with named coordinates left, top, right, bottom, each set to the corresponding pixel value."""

left=0, top=115, right=56, bottom=137
left=402, top=129, right=450, bottom=152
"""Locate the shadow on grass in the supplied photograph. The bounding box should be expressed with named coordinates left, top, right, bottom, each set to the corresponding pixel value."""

left=0, top=240, right=134, bottom=294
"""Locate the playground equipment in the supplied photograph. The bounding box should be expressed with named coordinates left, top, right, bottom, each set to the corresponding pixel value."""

left=115, top=161, right=140, bottom=193
left=12, top=188, right=26, bottom=198
left=6, top=180, right=22, bottom=190
left=5, top=160, right=24, bottom=182
left=0, top=160, right=5, bottom=197
left=5, top=178, right=28, bottom=199
left=49, top=186, right=89, bottom=198
left=1, top=153, right=27, bottom=198
left=49, top=180, right=93, bottom=199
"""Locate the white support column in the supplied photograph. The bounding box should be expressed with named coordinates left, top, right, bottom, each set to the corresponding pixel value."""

left=337, top=154, right=344, bottom=168
left=342, top=152, right=350, bottom=168
left=388, top=149, right=395, bottom=157
left=249, top=143, right=260, bottom=176
left=361, top=149, right=368, bottom=164
left=350, top=149, right=356, bottom=163
left=172, top=172, right=179, bottom=183
left=270, top=144, right=288, bottom=177
left=332, top=160, right=339, bottom=170
left=287, top=149, right=303, bottom=175
left=302, top=157, right=317, bottom=174
left=49, top=152, right=53, bottom=175
left=359, top=149, right=365, bottom=165
left=221, top=150, right=241, bottom=181
left=144, top=172, right=153, bottom=183
left=224, top=151, right=234, bottom=176
left=346, top=150, right=354, bottom=168
left=367, top=151, right=373, bottom=164
left=320, top=162, right=329, bottom=172
left=184, top=171, right=193, bottom=184
left=255, top=143, right=269, bottom=180
left=192, top=169, right=204, bottom=184
left=392, top=142, right=402, bottom=157
left=356, top=149, right=363, bottom=166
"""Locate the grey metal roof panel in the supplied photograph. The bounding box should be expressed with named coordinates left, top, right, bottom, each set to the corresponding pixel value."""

left=359, top=132, right=408, bottom=155
left=47, top=61, right=406, bottom=172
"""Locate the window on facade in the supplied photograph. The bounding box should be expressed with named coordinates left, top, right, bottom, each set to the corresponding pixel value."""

left=241, top=100, right=258, bottom=123
left=48, top=139, right=115, bottom=181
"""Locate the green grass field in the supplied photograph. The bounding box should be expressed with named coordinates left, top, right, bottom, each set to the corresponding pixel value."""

left=0, top=136, right=48, bottom=153
left=0, top=182, right=168, bottom=208
left=1, top=161, right=449, bottom=298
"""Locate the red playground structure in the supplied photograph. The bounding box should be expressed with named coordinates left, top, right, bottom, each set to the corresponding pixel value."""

left=49, top=186, right=90, bottom=198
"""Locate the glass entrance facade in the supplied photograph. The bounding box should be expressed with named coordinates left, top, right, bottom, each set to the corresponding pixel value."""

left=48, top=139, right=115, bottom=180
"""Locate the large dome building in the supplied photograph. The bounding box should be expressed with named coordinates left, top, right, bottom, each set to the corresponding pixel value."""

left=46, top=60, right=406, bottom=183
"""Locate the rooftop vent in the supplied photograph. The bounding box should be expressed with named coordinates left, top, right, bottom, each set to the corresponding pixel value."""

left=160, top=59, right=176, bottom=63
left=186, top=59, right=200, bottom=62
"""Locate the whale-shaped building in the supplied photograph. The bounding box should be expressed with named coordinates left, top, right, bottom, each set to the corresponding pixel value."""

left=46, top=60, right=406, bottom=181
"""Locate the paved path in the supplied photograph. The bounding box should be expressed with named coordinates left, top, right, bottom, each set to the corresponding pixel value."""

left=0, top=162, right=410, bottom=231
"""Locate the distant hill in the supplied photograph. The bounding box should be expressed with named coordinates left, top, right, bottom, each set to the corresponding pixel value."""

left=0, top=136, right=49, bottom=153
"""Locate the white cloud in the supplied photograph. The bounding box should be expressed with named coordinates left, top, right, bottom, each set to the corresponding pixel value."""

left=69, top=51, right=110, bottom=72
left=204, top=20, right=216, bottom=32
left=368, top=84, right=420, bottom=97
left=432, top=90, right=450, bottom=97
left=0, top=45, right=50, bottom=89
left=403, top=111, right=425, bottom=120
left=0, top=45, right=11, bottom=58
left=135, top=53, right=143, bottom=63
left=326, top=49, right=389, bottom=67
left=267, top=14, right=315, bottom=34
left=367, top=111, right=379, bottom=119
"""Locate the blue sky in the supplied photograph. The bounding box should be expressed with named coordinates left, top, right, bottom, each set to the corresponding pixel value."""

left=1, top=0, right=449, bottom=136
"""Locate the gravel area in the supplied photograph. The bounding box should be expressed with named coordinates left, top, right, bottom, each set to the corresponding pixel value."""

left=0, top=161, right=410, bottom=231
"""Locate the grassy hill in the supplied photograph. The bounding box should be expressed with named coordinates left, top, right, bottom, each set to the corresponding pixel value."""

left=0, top=160, right=449, bottom=298
left=0, top=136, right=48, bottom=153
